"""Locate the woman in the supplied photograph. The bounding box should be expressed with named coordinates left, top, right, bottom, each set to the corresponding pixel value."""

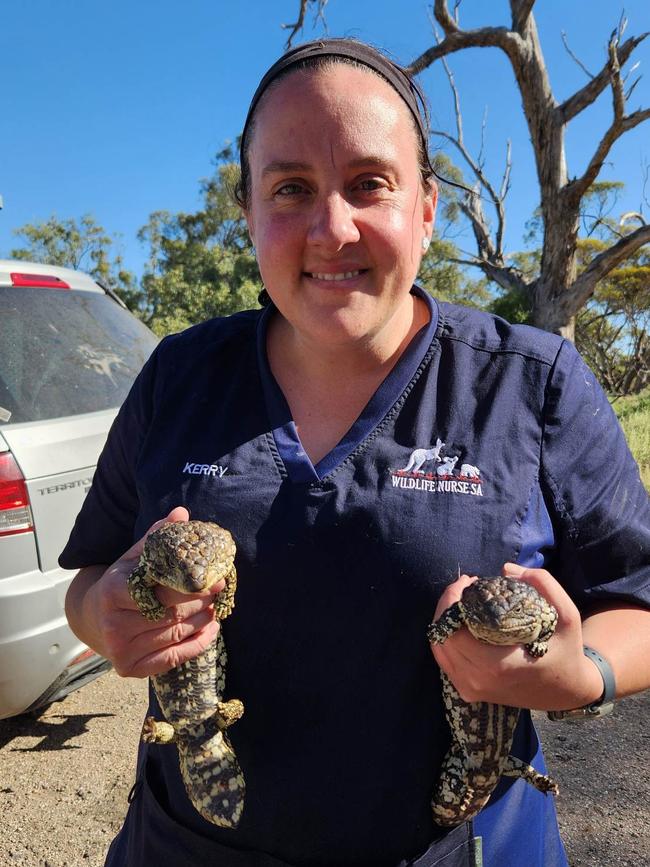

left=62, top=38, right=650, bottom=867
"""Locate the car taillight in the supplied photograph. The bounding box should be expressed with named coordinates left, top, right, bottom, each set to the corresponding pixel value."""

left=10, top=272, right=71, bottom=289
left=69, top=647, right=97, bottom=666
left=0, top=453, right=34, bottom=536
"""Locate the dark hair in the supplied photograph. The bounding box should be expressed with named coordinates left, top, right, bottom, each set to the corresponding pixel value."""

left=233, top=39, right=435, bottom=210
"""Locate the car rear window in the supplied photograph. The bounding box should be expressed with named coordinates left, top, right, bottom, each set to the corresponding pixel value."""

left=1, top=286, right=158, bottom=424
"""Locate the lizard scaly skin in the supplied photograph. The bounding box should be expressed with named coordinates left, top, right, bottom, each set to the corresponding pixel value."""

left=127, top=520, right=245, bottom=828
left=427, top=576, right=559, bottom=827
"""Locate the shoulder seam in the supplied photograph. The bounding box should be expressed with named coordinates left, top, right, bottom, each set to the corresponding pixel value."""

left=438, top=329, right=556, bottom=367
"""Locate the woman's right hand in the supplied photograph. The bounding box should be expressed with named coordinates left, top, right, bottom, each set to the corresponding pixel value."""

left=65, top=507, right=221, bottom=678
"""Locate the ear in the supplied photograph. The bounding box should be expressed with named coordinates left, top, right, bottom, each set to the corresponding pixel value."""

left=244, top=210, right=256, bottom=248
left=422, top=179, right=438, bottom=241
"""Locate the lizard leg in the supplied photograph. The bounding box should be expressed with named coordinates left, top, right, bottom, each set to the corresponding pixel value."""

left=427, top=602, right=464, bottom=645
left=525, top=608, right=558, bottom=657
left=215, top=699, right=244, bottom=729
left=127, top=564, right=166, bottom=621
left=214, top=565, right=238, bottom=621
left=141, top=716, right=177, bottom=744
left=501, top=755, right=559, bottom=795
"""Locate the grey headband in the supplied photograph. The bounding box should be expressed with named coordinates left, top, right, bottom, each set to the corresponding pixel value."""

left=239, top=38, right=430, bottom=167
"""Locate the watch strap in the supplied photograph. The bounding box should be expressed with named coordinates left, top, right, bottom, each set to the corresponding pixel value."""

left=547, top=645, right=616, bottom=721
left=582, top=645, right=616, bottom=705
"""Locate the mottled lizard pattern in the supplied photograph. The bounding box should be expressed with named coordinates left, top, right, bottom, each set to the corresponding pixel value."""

left=127, top=520, right=245, bottom=828
left=427, top=576, right=559, bottom=827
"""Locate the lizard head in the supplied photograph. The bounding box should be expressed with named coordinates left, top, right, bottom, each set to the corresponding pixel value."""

left=142, top=520, right=236, bottom=594
left=460, top=576, right=557, bottom=646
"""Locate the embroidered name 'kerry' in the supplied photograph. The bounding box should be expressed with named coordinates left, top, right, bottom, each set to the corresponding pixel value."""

left=182, top=462, right=228, bottom=478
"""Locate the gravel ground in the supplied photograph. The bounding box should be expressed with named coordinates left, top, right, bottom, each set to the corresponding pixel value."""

left=1, top=671, right=648, bottom=866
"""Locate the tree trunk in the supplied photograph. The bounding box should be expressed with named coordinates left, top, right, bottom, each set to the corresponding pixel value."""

left=530, top=196, right=580, bottom=335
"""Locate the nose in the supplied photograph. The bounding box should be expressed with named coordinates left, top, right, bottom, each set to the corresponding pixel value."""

left=307, top=193, right=360, bottom=251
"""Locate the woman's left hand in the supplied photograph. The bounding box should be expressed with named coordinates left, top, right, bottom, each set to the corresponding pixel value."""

left=429, top=563, right=604, bottom=712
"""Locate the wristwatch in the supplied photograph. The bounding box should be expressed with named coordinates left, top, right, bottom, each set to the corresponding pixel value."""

left=546, top=645, right=616, bottom=721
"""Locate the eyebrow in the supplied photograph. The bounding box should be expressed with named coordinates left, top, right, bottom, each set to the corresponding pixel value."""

left=261, top=156, right=396, bottom=176
left=262, top=161, right=311, bottom=176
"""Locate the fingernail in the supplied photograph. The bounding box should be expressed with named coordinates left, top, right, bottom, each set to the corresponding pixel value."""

left=503, top=562, right=524, bottom=577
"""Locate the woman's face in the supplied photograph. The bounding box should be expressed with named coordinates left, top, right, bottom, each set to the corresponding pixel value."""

left=244, top=64, right=436, bottom=349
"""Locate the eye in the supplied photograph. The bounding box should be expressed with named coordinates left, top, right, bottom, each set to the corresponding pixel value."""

left=275, top=182, right=307, bottom=197
left=356, top=178, right=385, bottom=192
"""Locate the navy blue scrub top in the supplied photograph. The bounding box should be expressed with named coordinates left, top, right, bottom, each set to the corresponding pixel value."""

left=60, top=287, right=650, bottom=867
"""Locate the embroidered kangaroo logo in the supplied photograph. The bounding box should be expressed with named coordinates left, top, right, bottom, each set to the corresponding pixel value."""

left=391, top=438, right=484, bottom=497
left=436, top=455, right=458, bottom=478
left=401, top=438, right=445, bottom=474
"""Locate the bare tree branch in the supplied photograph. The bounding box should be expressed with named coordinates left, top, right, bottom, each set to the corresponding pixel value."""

left=282, top=0, right=308, bottom=48
left=477, top=106, right=488, bottom=170
left=609, top=31, right=626, bottom=119
left=625, top=73, right=642, bottom=102
left=557, top=32, right=648, bottom=122
left=511, top=0, right=536, bottom=35
left=447, top=254, right=528, bottom=295
left=563, top=27, right=650, bottom=206
left=433, top=0, right=460, bottom=34
left=560, top=30, right=594, bottom=78
left=458, top=194, right=495, bottom=261
left=567, top=107, right=650, bottom=206
left=314, top=0, right=328, bottom=30
left=494, top=154, right=512, bottom=257
left=642, top=159, right=650, bottom=215
left=620, top=212, right=647, bottom=228
left=499, top=141, right=513, bottom=203
left=283, top=0, right=328, bottom=49
left=429, top=36, right=511, bottom=261
left=570, top=224, right=650, bottom=306
left=408, top=0, right=518, bottom=74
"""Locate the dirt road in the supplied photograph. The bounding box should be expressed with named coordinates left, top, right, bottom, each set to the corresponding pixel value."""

left=1, top=671, right=648, bottom=866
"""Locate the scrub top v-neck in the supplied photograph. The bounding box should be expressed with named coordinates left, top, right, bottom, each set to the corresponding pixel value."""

left=256, top=285, right=440, bottom=483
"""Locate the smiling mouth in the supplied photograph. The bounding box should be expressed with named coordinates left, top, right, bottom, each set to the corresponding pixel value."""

left=305, top=270, right=366, bottom=281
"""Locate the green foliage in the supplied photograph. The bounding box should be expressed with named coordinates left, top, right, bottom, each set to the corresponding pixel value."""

left=9, top=213, right=140, bottom=309
left=139, top=246, right=261, bottom=336
left=575, top=238, right=650, bottom=395
left=611, top=387, right=650, bottom=490
left=417, top=235, right=490, bottom=309
left=517, top=181, right=650, bottom=395
left=524, top=182, right=626, bottom=247
left=488, top=286, right=531, bottom=324
left=137, top=146, right=261, bottom=335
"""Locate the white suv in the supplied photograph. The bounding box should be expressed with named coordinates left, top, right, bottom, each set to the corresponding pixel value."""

left=0, top=259, right=158, bottom=718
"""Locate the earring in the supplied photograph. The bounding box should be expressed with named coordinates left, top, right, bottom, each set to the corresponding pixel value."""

left=422, top=236, right=430, bottom=252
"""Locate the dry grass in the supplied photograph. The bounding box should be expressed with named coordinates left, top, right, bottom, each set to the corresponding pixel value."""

left=612, top=388, right=650, bottom=491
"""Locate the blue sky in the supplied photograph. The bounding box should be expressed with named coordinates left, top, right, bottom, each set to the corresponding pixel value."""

left=2, top=0, right=649, bottom=282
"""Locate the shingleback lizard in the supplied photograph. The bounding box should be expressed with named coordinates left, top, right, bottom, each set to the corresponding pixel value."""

left=127, top=520, right=245, bottom=828
left=427, top=576, right=559, bottom=827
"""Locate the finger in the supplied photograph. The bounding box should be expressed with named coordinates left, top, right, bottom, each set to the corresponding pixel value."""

left=117, top=595, right=217, bottom=630
left=433, top=573, right=477, bottom=620
left=118, top=619, right=220, bottom=678
left=502, top=562, right=580, bottom=625
left=129, top=607, right=217, bottom=654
